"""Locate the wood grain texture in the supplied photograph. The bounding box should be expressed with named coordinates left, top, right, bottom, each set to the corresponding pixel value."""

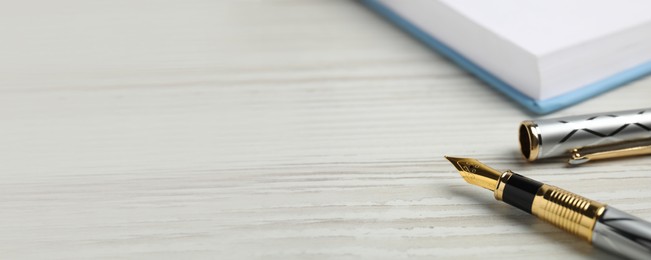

left=1, top=1, right=650, bottom=259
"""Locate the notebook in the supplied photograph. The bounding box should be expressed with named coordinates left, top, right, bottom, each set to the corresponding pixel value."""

left=363, top=0, right=651, bottom=114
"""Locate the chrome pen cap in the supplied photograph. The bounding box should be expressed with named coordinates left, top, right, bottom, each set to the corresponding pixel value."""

left=519, top=108, right=651, bottom=164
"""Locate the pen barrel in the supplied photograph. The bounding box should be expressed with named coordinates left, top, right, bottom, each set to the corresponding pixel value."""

left=592, top=207, right=651, bottom=259
left=519, top=108, right=651, bottom=161
left=530, top=185, right=606, bottom=242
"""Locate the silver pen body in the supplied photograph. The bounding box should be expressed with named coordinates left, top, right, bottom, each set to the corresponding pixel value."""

left=593, top=207, right=651, bottom=259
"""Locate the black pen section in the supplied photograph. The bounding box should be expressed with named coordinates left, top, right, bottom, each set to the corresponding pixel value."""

left=502, top=173, right=543, bottom=213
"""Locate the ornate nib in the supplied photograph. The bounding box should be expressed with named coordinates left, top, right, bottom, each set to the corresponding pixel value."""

left=444, top=156, right=502, bottom=191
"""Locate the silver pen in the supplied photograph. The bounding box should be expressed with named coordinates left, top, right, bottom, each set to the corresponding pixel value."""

left=519, top=108, right=651, bottom=165
left=446, top=156, right=651, bottom=259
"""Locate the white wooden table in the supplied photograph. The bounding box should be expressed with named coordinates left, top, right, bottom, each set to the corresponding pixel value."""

left=1, top=1, right=650, bottom=259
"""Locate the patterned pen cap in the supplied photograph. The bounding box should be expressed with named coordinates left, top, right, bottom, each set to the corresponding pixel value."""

left=519, top=108, right=651, bottom=164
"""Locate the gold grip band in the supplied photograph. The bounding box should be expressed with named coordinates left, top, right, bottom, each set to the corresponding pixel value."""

left=531, top=184, right=606, bottom=242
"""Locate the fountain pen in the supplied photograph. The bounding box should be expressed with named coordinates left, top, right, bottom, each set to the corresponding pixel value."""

left=445, top=156, right=651, bottom=259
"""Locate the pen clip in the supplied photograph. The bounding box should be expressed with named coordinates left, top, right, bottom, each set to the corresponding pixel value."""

left=569, top=138, right=651, bottom=165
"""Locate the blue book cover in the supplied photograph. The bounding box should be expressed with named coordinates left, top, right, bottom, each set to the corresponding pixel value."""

left=363, top=0, right=651, bottom=114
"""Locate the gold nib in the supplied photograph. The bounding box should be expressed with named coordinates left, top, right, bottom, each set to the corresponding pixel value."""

left=444, top=156, right=503, bottom=191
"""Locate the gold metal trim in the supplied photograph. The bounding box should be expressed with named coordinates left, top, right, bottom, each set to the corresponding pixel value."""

left=569, top=138, right=651, bottom=165
left=531, top=184, right=606, bottom=242
left=493, top=171, right=513, bottom=201
left=519, top=121, right=541, bottom=161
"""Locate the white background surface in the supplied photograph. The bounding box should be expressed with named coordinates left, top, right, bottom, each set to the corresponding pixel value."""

left=1, top=1, right=650, bottom=259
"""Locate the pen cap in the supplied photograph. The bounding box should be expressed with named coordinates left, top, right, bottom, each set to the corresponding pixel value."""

left=519, top=108, right=651, bottom=161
